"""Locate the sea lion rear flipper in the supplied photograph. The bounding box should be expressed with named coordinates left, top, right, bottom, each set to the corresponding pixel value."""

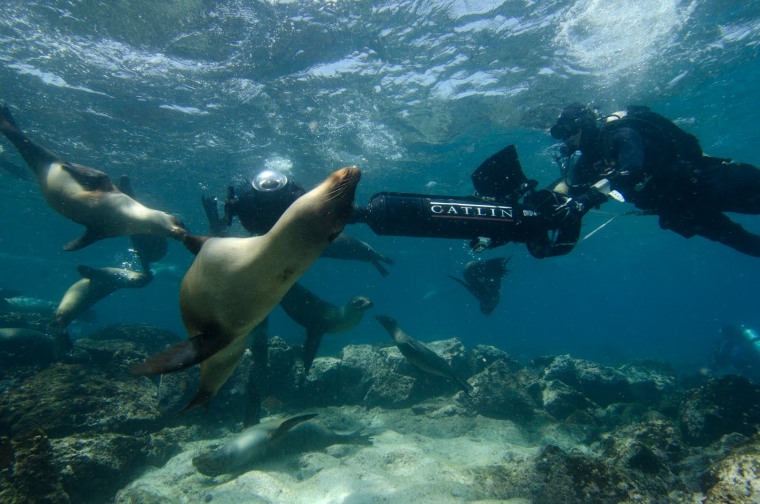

left=61, top=162, right=114, bottom=191
left=130, top=332, right=229, bottom=376
left=175, top=389, right=215, bottom=416
left=302, top=329, right=325, bottom=372
left=63, top=228, right=107, bottom=251
left=0, top=104, right=62, bottom=173
left=270, top=413, right=319, bottom=441
left=447, top=274, right=477, bottom=298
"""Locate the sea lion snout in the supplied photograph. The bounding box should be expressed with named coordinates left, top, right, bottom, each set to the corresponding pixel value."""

left=351, top=296, right=374, bottom=311
left=326, top=166, right=361, bottom=214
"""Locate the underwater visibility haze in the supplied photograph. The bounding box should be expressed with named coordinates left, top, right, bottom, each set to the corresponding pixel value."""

left=1, top=1, right=760, bottom=501
left=1, top=0, right=758, bottom=368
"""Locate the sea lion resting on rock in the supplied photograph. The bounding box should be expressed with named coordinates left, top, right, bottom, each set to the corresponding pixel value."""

left=279, top=282, right=373, bottom=372
left=192, top=413, right=372, bottom=476
left=0, top=104, right=187, bottom=250
left=375, top=314, right=473, bottom=394
left=132, top=167, right=361, bottom=412
left=0, top=327, right=55, bottom=365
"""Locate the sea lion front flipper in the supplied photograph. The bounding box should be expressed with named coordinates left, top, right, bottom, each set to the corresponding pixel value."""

left=116, top=175, right=169, bottom=271
left=270, top=413, right=319, bottom=441
left=61, top=162, right=114, bottom=192
left=130, top=332, right=229, bottom=376
left=302, top=328, right=325, bottom=372
left=63, top=228, right=107, bottom=251
left=182, top=234, right=211, bottom=256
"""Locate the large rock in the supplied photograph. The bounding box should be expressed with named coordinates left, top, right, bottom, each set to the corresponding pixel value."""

left=538, top=354, right=635, bottom=406
left=0, top=429, right=70, bottom=504
left=702, top=435, right=760, bottom=504
left=462, top=360, right=538, bottom=422
left=678, top=375, right=760, bottom=446
left=51, top=428, right=186, bottom=504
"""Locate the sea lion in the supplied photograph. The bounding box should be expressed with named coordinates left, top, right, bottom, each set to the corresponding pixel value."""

left=49, top=265, right=153, bottom=356
left=322, top=233, right=395, bottom=277
left=132, top=167, right=361, bottom=412
left=116, top=175, right=169, bottom=273
left=0, top=104, right=188, bottom=250
left=375, top=314, right=473, bottom=394
left=279, top=282, right=373, bottom=372
left=192, top=413, right=372, bottom=476
left=447, top=257, right=510, bottom=315
left=0, top=327, right=55, bottom=364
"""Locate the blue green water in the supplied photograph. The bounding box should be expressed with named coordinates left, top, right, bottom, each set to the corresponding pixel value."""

left=0, top=0, right=758, bottom=372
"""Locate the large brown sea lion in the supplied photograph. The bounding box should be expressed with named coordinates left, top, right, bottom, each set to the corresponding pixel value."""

left=279, top=282, right=373, bottom=372
left=133, top=167, right=361, bottom=412
left=0, top=104, right=187, bottom=250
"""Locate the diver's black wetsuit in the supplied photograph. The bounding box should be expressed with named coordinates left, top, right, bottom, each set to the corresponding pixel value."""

left=566, top=110, right=760, bottom=256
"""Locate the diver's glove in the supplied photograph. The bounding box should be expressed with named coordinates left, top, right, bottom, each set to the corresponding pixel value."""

left=201, top=195, right=229, bottom=237
left=552, top=186, right=609, bottom=225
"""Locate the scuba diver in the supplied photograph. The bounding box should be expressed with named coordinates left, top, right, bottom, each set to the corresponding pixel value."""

left=712, top=324, right=760, bottom=382
left=204, top=145, right=584, bottom=260
left=550, top=103, right=760, bottom=256
left=203, top=170, right=394, bottom=276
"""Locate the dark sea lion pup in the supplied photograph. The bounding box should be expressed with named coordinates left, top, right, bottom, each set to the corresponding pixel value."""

left=375, top=314, right=473, bottom=394
left=279, top=282, right=373, bottom=372
left=448, top=257, right=510, bottom=315
left=132, top=167, right=361, bottom=413
left=0, top=104, right=188, bottom=250
left=322, top=234, right=394, bottom=277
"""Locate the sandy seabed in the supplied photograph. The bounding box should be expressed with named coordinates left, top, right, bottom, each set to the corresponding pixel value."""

left=115, top=405, right=551, bottom=504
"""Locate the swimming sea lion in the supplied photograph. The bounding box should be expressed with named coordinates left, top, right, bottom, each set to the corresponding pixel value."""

left=49, top=265, right=153, bottom=356
left=192, top=413, right=372, bottom=476
left=279, top=282, right=373, bottom=372
left=375, top=314, right=473, bottom=394
left=0, top=104, right=188, bottom=250
left=322, top=233, right=395, bottom=277
left=448, top=257, right=510, bottom=315
left=132, top=167, right=361, bottom=412
left=116, top=175, right=169, bottom=273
